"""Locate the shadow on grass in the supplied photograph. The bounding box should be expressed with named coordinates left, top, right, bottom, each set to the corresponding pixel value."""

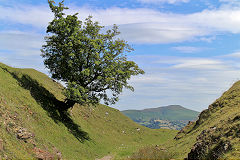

left=1, top=67, right=90, bottom=142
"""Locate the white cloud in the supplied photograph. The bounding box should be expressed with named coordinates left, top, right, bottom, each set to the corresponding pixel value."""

left=224, top=52, right=240, bottom=58
left=172, top=46, right=205, bottom=53
left=171, top=58, right=224, bottom=69
left=219, top=0, right=240, bottom=9
left=0, top=31, right=43, bottom=56
left=1, top=4, right=240, bottom=43
left=199, top=36, right=216, bottom=43
left=99, top=7, right=240, bottom=43
left=137, top=0, right=190, bottom=4
left=0, top=5, right=52, bottom=28
left=154, top=57, right=229, bottom=70
left=187, top=9, right=240, bottom=34
left=0, top=30, right=45, bottom=72
left=113, top=55, right=240, bottom=111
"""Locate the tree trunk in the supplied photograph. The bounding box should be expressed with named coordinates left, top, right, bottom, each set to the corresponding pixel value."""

left=60, top=99, right=75, bottom=111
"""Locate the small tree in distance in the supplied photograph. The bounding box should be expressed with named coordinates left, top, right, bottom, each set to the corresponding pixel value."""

left=41, top=0, right=144, bottom=111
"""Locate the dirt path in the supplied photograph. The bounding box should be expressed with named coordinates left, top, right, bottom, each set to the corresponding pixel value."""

left=96, top=155, right=113, bottom=160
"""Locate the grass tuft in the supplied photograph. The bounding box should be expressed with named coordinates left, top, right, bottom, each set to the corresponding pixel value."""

left=128, top=146, right=173, bottom=160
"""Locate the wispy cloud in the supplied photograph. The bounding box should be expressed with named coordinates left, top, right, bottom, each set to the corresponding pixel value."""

left=0, top=31, right=43, bottom=56
left=113, top=54, right=240, bottom=111
left=0, top=30, right=45, bottom=72
left=172, top=46, right=205, bottom=53
left=219, top=0, right=240, bottom=9
left=137, top=0, right=190, bottom=4
left=0, top=5, right=52, bottom=28
left=171, top=58, right=224, bottom=69
left=155, top=57, right=228, bottom=70
left=1, top=3, right=240, bottom=44
left=224, top=52, right=240, bottom=58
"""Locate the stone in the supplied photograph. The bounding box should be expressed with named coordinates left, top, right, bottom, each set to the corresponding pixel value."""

left=16, top=127, right=34, bottom=141
left=33, top=147, right=54, bottom=160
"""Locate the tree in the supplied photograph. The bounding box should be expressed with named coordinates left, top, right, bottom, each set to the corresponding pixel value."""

left=41, top=0, right=144, bottom=111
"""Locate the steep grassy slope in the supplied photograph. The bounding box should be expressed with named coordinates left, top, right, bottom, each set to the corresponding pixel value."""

left=168, top=81, right=240, bottom=159
left=0, top=62, right=177, bottom=160
left=122, top=105, right=199, bottom=130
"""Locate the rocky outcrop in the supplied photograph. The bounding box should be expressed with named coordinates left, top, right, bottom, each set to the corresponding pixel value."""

left=16, top=127, right=35, bottom=142
left=186, top=127, right=232, bottom=160
left=33, top=147, right=62, bottom=160
left=174, top=121, right=195, bottom=140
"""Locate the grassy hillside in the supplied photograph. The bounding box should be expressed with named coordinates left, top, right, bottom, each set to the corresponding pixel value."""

left=122, top=105, right=199, bottom=121
left=167, top=81, right=240, bottom=159
left=0, top=62, right=177, bottom=160
left=122, top=105, right=199, bottom=130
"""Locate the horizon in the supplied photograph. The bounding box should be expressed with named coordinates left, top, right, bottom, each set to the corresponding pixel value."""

left=120, top=104, right=200, bottom=112
left=1, top=0, right=240, bottom=112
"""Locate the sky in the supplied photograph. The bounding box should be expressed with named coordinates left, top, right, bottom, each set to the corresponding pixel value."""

left=1, top=0, right=240, bottom=112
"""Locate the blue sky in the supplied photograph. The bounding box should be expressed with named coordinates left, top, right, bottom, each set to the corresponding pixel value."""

left=1, top=0, right=240, bottom=111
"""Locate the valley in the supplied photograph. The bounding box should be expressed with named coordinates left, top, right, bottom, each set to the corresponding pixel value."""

left=0, top=62, right=239, bottom=159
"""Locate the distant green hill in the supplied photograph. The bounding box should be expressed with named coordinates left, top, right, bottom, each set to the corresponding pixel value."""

left=122, top=105, right=199, bottom=130
left=0, top=62, right=177, bottom=160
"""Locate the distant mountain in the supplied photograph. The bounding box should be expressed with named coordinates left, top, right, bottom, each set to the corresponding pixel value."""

left=122, top=105, right=200, bottom=130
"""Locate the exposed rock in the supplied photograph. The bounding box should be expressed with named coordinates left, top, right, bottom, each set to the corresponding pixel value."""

left=174, top=121, right=195, bottom=140
left=53, top=147, right=62, bottom=160
left=16, top=127, right=34, bottom=142
left=187, top=126, right=232, bottom=160
left=56, top=151, right=62, bottom=160
left=208, top=140, right=232, bottom=159
left=33, top=147, right=55, bottom=160
left=188, top=141, right=209, bottom=160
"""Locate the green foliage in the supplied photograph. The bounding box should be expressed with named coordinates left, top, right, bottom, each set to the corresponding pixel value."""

left=41, top=0, right=144, bottom=108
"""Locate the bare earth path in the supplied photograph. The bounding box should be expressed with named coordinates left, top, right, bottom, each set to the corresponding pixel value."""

left=96, top=155, right=113, bottom=160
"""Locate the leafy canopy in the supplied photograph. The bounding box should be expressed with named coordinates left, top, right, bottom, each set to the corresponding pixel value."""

left=41, top=0, right=144, bottom=107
